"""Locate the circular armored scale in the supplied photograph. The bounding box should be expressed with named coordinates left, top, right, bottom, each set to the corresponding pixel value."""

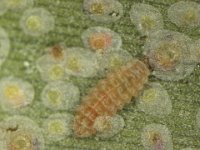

left=144, top=29, right=196, bottom=81
left=168, top=1, right=200, bottom=28
left=83, top=0, right=123, bottom=23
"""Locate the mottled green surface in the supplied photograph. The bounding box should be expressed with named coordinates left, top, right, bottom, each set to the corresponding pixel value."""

left=0, top=0, right=200, bottom=149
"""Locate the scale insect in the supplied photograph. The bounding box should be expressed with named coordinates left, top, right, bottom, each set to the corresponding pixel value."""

left=73, top=59, right=150, bottom=137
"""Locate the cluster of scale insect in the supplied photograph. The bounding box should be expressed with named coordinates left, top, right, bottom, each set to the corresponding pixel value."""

left=1, top=0, right=200, bottom=149
left=31, top=11, right=134, bottom=142
left=37, top=45, right=100, bottom=79
left=35, top=38, right=136, bottom=141
left=77, top=2, right=200, bottom=149
left=0, top=6, right=60, bottom=147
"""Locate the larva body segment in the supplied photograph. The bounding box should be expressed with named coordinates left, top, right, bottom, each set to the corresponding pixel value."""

left=73, top=59, right=150, bottom=137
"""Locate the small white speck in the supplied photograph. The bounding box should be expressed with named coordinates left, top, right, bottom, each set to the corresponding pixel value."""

left=24, top=61, right=30, bottom=67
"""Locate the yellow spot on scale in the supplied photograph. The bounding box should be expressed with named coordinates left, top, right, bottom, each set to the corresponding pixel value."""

left=9, top=131, right=32, bottom=150
left=109, top=56, right=123, bottom=69
left=90, top=3, right=105, bottom=14
left=154, top=43, right=181, bottom=70
left=48, top=120, right=65, bottom=134
left=90, top=35, right=106, bottom=50
left=47, top=90, right=62, bottom=106
left=26, top=15, right=42, bottom=31
left=146, top=131, right=162, bottom=145
left=4, top=85, right=24, bottom=105
left=142, top=88, right=157, bottom=103
left=140, top=16, right=156, bottom=30
left=66, top=56, right=81, bottom=72
left=49, top=65, right=64, bottom=80
left=183, top=8, right=196, bottom=25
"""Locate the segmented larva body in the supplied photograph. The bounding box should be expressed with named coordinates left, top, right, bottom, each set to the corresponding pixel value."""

left=73, top=59, right=150, bottom=137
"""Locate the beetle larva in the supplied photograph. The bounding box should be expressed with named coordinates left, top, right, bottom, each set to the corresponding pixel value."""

left=73, top=59, right=150, bottom=137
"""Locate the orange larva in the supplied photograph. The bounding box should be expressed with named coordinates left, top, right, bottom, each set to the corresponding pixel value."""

left=73, top=59, right=150, bottom=137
